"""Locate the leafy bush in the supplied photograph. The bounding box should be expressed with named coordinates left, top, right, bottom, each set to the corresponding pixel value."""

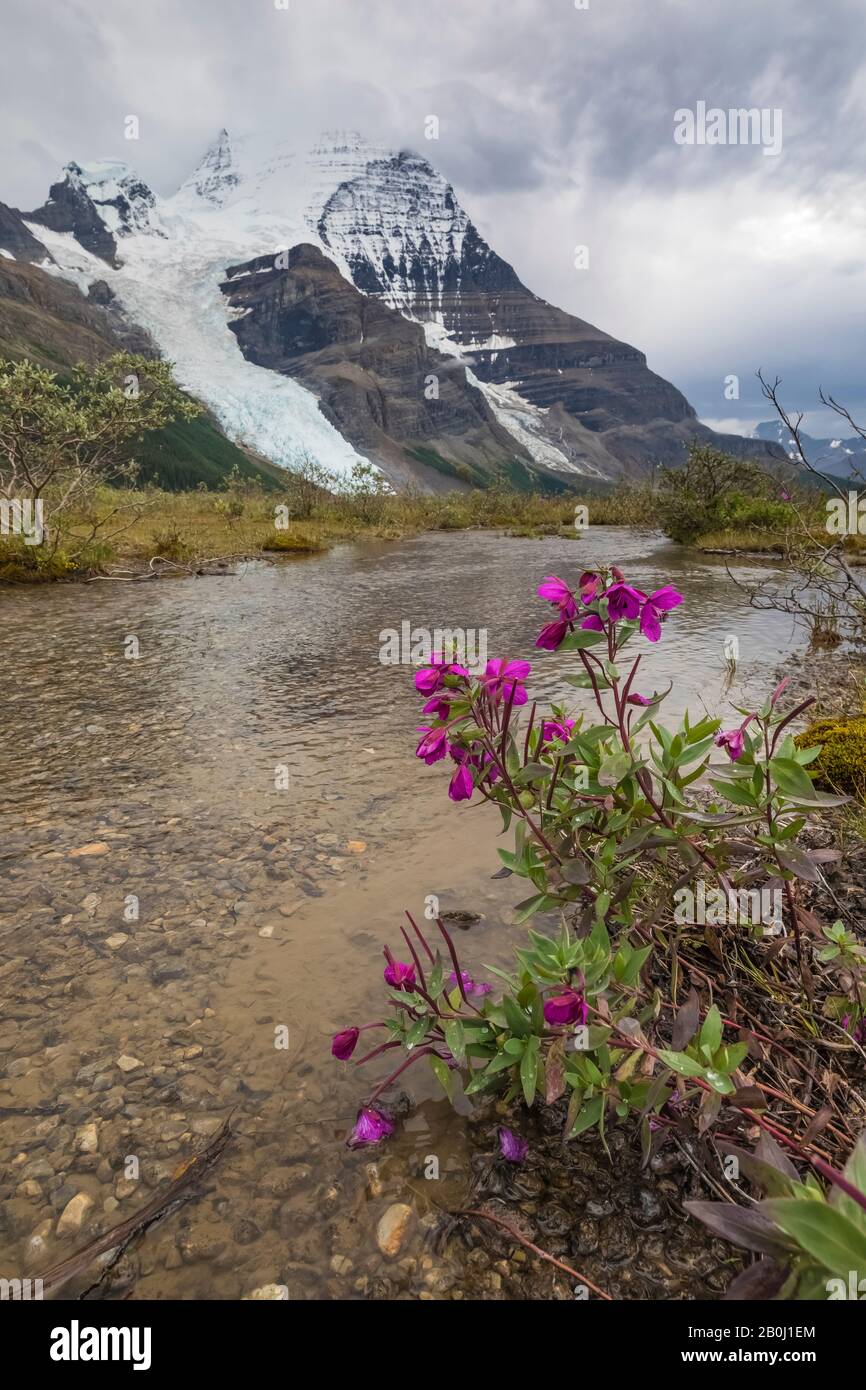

left=657, top=444, right=791, bottom=544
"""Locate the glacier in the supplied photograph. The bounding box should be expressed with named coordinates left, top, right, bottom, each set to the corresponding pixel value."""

left=24, top=128, right=596, bottom=481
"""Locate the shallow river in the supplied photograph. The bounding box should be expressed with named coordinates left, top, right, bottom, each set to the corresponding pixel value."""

left=0, top=529, right=806, bottom=1299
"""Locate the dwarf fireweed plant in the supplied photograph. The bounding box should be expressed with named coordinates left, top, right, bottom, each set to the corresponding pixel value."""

left=334, top=566, right=863, bottom=1156
left=686, top=1128, right=866, bottom=1301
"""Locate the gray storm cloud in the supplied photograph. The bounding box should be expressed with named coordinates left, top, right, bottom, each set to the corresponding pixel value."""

left=2, top=0, right=864, bottom=431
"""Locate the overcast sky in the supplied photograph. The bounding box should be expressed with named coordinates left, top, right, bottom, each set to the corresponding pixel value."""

left=3, top=0, right=865, bottom=435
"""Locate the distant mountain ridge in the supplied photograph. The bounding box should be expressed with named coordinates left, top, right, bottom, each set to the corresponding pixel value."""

left=0, top=129, right=784, bottom=490
left=753, top=419, right=866, bottom=477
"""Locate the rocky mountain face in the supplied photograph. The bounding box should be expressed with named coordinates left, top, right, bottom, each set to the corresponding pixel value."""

left=313, top=146, right=781, bottom=477
left=221, top=244, right=538, bottom=488
left=0, top=254, right=152, bottom=366
left=0, top=201, right=48, bottom=263
left=0, top=129, right=784, bottom=489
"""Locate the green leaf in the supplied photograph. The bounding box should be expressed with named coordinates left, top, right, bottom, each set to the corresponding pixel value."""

left=598, top=751, right=631, bottom=787
left=715, top=1042, right=749, bottom=1073
left=568, top=1094, right=604, bottom=1138
left=703, top=1069, right=735, bottom=1095
left=769, top=757, right=816, bottom=803
left=709, top=778, right=757, bottom=807
left=520, top=1038, right=539, bottom=1106
left=834, top=1134, right=866, bottom=1235
left=700, top=1005, right=723, bottom=1058
left=678, top=735, right=716, bottom=766
left=485, top=1050, right=520, bottom=1074
left=503, top=995, right=532, bottom=1038
left=443, top=1020, right=466, bottom=1064
left=762, top=1197, right=866, bottom=1277
left=560, top=628, right=607, bottom=650
left=513, top=893, right=558, bottom=925
left=427, top=958, right=445, bottom=999
left=429, top=1055, right=454, bottom=1102
left=406, top=1017, right=432, bottom=1048
left=658, top=1049, right=706, bottom=1077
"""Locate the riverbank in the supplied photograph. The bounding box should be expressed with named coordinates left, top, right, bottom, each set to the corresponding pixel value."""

left=0, top=483, right=653, bottom=583
left=6, top=478, right=866, bottom=584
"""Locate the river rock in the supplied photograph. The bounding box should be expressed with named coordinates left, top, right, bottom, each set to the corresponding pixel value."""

left=376, top=1203, right=413, bottom=1258
left=75, top=1123, right=99, bottom=1154
left=56, top=1191, right=94, bottom=1237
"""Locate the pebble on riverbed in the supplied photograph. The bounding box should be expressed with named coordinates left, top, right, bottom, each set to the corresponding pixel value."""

left=376, top=1204, right=414, bottom=1259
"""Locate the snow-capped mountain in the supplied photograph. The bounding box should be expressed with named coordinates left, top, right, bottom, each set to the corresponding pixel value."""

left=0, top=130, right=783, bottom=488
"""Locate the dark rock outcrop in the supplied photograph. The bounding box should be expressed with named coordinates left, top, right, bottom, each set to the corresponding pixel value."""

left=0, top=202, right=49, bottom=264
left=27, top=167, right=119, bottom=266
left=221, top=244, right=549, bottom=490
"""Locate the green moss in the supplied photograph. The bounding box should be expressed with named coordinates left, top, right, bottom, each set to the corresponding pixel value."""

left=262, top=532, right=329, bottom=554
left=795, top=717, right=866, bottom=797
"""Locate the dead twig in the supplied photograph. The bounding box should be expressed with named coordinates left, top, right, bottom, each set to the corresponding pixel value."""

left=37, top=1117, right=233, bottom=1298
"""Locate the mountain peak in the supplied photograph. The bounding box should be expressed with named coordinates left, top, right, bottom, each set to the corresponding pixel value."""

left=175, top=129, right=242, bottom=209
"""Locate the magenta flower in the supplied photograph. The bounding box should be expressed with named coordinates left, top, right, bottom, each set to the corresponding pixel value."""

left=543, top=987, right=588, bottom=1026
left=578, top=571, right=601, bottom=603
left=605, top=582, right=646, bottom=622
left=422, top=695, right=452, bottom=720
left=638, top=586, right=683, bottom=642
left=415, top=726, right=450, bottom=764
left=714, top=727, right=745, bottom=762
left=448, top=970, right=492, bottom=997
left=384, top=960, right=416, bottom=990
left=535, top=618, right=569, bottom=651
left=481, top=749, right=501, bottom=785
left=448, top=760, right=474, bottom=802
left=537, top=575, right=578, bottom=620
left=580, top=613, right=605, bottom=632
left=414, top=655, right=470, bottom=696
left=627, top=693, right=652, bottom=707
left=541, top=718, right=575, bottom=743
left=480, top=658, right=530, bottom=706
left=331, top=1027, right=360, bottom=1060
left=498, top=1127, right=528, bottom=1163
left=350, top=1107, right=394, bottom=1147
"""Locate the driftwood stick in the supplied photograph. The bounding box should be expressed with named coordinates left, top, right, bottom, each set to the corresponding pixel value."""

left=37, top=1117, right=233, bottom=1298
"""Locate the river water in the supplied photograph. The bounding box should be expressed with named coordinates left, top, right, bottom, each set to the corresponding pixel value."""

left=0, top=529, right=805, bottom=1299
